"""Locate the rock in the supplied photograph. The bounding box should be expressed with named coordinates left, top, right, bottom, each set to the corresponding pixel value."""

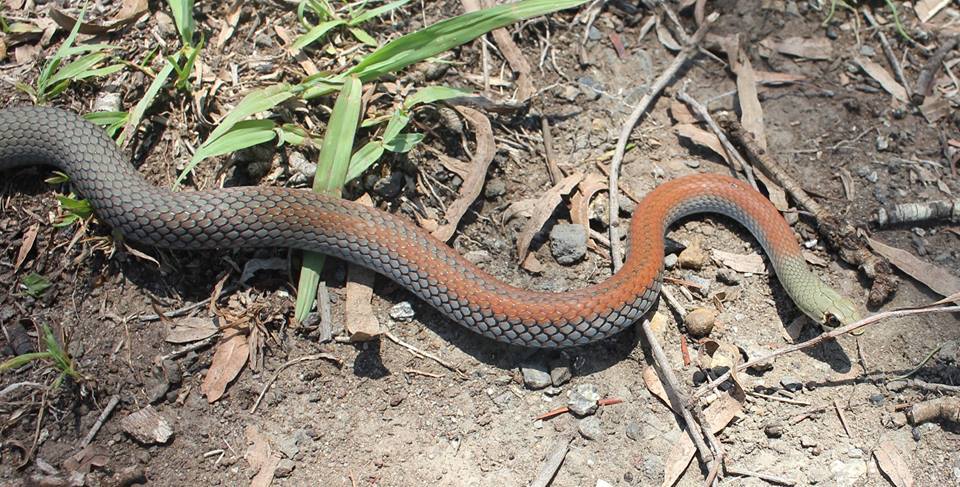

left=388, top=301, right=416, bottom=321
left=578, top=416, right=602, bottom=440
left=716, top=268, right=741, bottom=285
left=374, top=172, right=405, bottom=199
left=641, top=455, right=663, bottom=480
left=780, top=376, right=803, bottom=392
left=521, top=362, right=552, bottom=390
left=577, top=77, right=602, bottom=101
left=625, top=422, right=642, bottom=441
left=829, top=459, right=867, bottom=486
left=567, top=384, right=601, bottom=416
left=868, top=394, right=885, bottom=406
left=558, top=85, right=580, bottom=102
left=587, top=26, right=602, bottom=41
left=275, top=459, right=296, bottom=478
left=937, top=340, right=958, bottom=363
left=595, top=480, right=613, bottom=487
left=685, top=273, right=711, bottom=296
left=743, top=342, right=774, bottom=373
left=663, top=254, right=678, bottom=269
left=492, top=391, right=513, bottom=408
left=121, top=406, right=173, bottom=445
left=278, top=433, right=300, bottom=459
left=876, top=134, right=890, bottom=152
left=764, top=423, right=783, bottom=438
left=550, top=357, right=572, bottom=386
left=549, top=224, right=587, bottom=265
left=799, top=435, right=817, bottom=448
left=678, top=244, right=706, bottom=270
left=684, top=308, right=717, bottom=337
left=484, top=179, right=506, bottom=198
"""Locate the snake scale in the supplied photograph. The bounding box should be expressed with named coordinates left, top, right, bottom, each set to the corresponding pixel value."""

left=0, top=106, right=859, bottom=348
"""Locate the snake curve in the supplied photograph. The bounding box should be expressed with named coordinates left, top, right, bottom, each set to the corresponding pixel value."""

left=0, top=107, right=859, bottom=348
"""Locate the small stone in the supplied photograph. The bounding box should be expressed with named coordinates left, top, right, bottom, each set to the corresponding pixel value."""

left=830, top=459, right=867, bottom=486
left=663, top=254, right=678, bottom=269
left=567, top=384, right=601, bottom=416
left=374, top=172, right=405, bottom=199
left=911, top=426, right=922, bottom=441
left=521, top=362, right=552, bottom=390
left=278, top=435, right=300, bottom=459
left=625, top=422, right=642, bottom=441
left=559, top=85, right=580, bottom=102
left=549, top=224, right=588, bottom=265
left=716, top=268, right=741, bottom=285
left=891, top=412, right=908, bottom=427
left=868, top=394, right=885, bottom=406
left=876, top=134, right=890, bottom=151
left=493, top=391, right=513, bottom=408
left=780, top=376, right=803, bottom=392
left=595, top=480, right=613, bottom=487
left=587, top=25, right=602, bottom=41
left=577, top=77, right=602, bottom=101
left=578, top=416, right=602, bottom=440
left=642, top=455, right=663, bottom=479
left=683, top=159, right=701, bottom=168
left=859, top=45, right=876, bottom=57
left=764, top=423, right=784, bottom=438
left=684, top=308, right=717, bottom=338
left=550, top=359, right=572, bottom=386
left=685, top=274, right=711, bottom=297
left=800, top=435, right=817, bottom=448
left=678, top=244, right=706, bottom=270
left=937, top=340, right=958, bottom=363
left=388, top=301, right=416, bottom=321
left=826, top=26, right=839, bottom=39
left=464, top=250, right=491, bottom=264
left=275, top=459, right=296, bottom=478
left=484, top=179, right=506, bottom=198
left=743, top=342, right=775, bottom=373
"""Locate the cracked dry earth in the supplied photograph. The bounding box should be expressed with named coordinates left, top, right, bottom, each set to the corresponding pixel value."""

left=2, top=0, right=960, bottom=486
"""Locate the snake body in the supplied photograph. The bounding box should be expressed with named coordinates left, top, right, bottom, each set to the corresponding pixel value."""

left=0, top=107, right=859, bottom=348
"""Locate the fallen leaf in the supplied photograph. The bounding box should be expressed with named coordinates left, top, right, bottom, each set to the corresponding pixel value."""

left=874, top=441, right=914, bottom=487
left=345, top=195, right=382, bottom=341
left=711, top=249, right=766, bottom=274
left=754, top=70, right=806, bottom=85
left=669, top=100, right=698, bottom=124
left=432, top=107, right=496, bottom=241
left=662, top=390, right=743, bottom=486
left=63, top=445, right=110, bottom=474
left=867, top=237, right=960, bottom=298
left=914, top=0, right=951, bottom=22
left=854, top=57, right=908, bottom=102
left=165, top=317, right=219, bottom=343
left=920, top=96, right=950, bottom=123
left=240, top=257, right=287, bottom=284
left=674, top=124, right=727, bottom=162
left=755, top=171, right=789, bottom=211
left=721, top=35, right=766, bottom=150
left=50, top=0, right=148, bottom=35
left=760, top=36, right=834, bottom=60
left=215, top=1, right=243, bottom=49
left=515, top=172, right=584, bottom=263
left=14, top=223, right=39, bottom=272
left=201, top=326, right=249, bottom=402
left=642, top=366, right=671, bottom=409
left=569, top=173, right=607, bottom=228
left=245, top=425, right=281, bottom=487
left=655, top=16, right=681, bottom=51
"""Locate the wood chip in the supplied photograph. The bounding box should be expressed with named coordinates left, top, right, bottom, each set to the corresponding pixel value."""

left=514, top=172, right=584, bottom=263
left=655, top=16, right=681, bottom=51
left=854, top=57, right=908, bottom=102
left=866, top=236, right=960, bottom=298
left=245, top=425, right=281, bottom=487
left=121, top=406, right=172, bottom=445
left=874, top=441, right=915, bottom=487
left=200, top=326, right=249, bottom=402
left=344, top=195, right=382, bottom=341
left=14, top=223, right=38, bottom=272
left=920, top=96, right=950, bottom=122
left=164, top=316, right=219, bottom=344
left=914, top=0, right=951, bottom=22
left=432, top=107, right=496, bottom=242
left=711, top=249, right=766, bottom=274
left=760, top=36, right=834, bottom=60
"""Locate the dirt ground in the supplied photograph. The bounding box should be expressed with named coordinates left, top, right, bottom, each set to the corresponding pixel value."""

left=2, top=0, right=960, bottom=486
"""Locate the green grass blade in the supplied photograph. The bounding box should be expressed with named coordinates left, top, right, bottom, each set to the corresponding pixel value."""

left=346, top=141, right=385, bottom=182
left=167, top=0, right=196, bottom=46
left=0, top=352, right=52, bottom=373
left=21, top=272, right=52, bottom=297
left=383, top=132, right=423, bottom=152
left=403, top=86, right=472, bottom=109
left=348, top=27, right=378, bottom=46
left=348, top=0, right=411, bottom=25
left=119, top=57, right=177, bottom=145
left=204, top=83, right=296, bottom=148
left=175, top=120, right=278, bottom=188
left=294, top=76, right=362, bottom=322
left=347, top=0, right=587, bottom=81
left=291, top=19, right=346, bottom=52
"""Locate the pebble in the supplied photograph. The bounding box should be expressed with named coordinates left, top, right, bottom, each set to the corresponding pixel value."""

left=763, top=423, right=783, bottom=438
left=567, top=384, right=601, bottom=416
left=587, top=26, right=602, bottom=41
left=274, top=459, right=296, bottom=478
left=578, top=416, right=602, bottom=440
left=684, top=308, right=716, bottom=337
left=374, top=172, right=405, bottom=199
left=937, top=340, right=958, bottom=363
left=549, top=224, right=588, bottom=265
left=743, top=342, right=774, bottom=373
left=800, top=435, right=817, bottom=448
left=678, top=244, right=706, bottom=270
left=625, top=422, right=642, bottom=441
left=464, top=250, right=491, bottom=264
left=876, top=134, right=890, bottom=151
left=868, top=394, right=885, bottom=406
left=559, top=85, right=580, bottom=102
left=859, top=45, right=876, bottom=57
left=388, top=302, right=416, bottom=321
left=550, top=358, right=572, bottom=387
left=716, top=268, right=741, bottom=285
left=830, top=459, right=867, bottom=486
left=780, top=376, right=803, bottom=392
left=484, top=179, right=506, bottom=198
left=493, top=391, right=513, bottom=408
left=577, top=77, right=602, bottom=101
left=521, top=362, right=552, bottom=390
left=685, top=274, right=711, bottom=296
left=683, top=159, right=701, bottom=168
left=596, top=480, right=613, bottom=487
left=663, top=254, right=678, bottom=269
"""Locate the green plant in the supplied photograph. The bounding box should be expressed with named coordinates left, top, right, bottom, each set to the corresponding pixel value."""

left=0, top=324, right=82, bottom=388
left=53, top=195, right=94, bottom=227
left=292, top=0, right=411, bottom=52
left=18, top=6, right=124, bottom=104
left=822, top=0, right=913, bottom=41
left=20, top=273, right=52, bottom=297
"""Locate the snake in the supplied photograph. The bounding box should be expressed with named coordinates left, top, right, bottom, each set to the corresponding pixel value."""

left=0, top=106, right=859, bottom=348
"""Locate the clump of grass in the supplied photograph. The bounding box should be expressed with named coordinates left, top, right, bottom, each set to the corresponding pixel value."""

left=292, top=0, right=411, bottom=52
left=0, top=324, right=83, bottom=389
left=822, top=0, right=913, bottom=42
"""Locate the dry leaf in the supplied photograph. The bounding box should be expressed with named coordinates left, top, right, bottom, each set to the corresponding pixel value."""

left=662, top=391, right=743, bottom=486
left=760, top=36, right=834, bottom=60
left=569, top=173, right=607, bottom=227
left=854, top=57, right=908, bottom=102
left=669, top=100, right=698, bottom=124
left=755, top=171, right=789, bottom=211
left=674, top=124, right=727, bottom=162
left=215, top=1, right=243, bottom=49
left=838, top=168, right=855, bottom=200
left=920, top=96, right=950, bottom=123
left=711, top=249, right=766, bottom=274
left=874, top=441, right=914, bottom=487
left=14, top=223, right=39, bottom=272
left=165, top=317, right=219, bottom=343
left=463, top=0, right=535, bottom=100
left=754, top=70, right=806, bottom=85
left=867, top=237, right=960, bottom=298
left=201, top=326, right=249, bottom=402
left=721, top=36, right=766, bottom=150
left=345, top=196, right=381, bottom=340
left=50, top=0, right=148, bottom=35
left=515, top=172, right=584, bottom=262
left=914, top=0, right=951, bottom=22
left=655, top=16, right=681, bottom=51
left=245, top=425, right=281, bottom=487
left=642, top=366, right=671, bottom=409
left=240, top=257, right=286, bottom=284
left=63, top=445, right=109, bottom=474
left=432, top=107, right=496, bottom=241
